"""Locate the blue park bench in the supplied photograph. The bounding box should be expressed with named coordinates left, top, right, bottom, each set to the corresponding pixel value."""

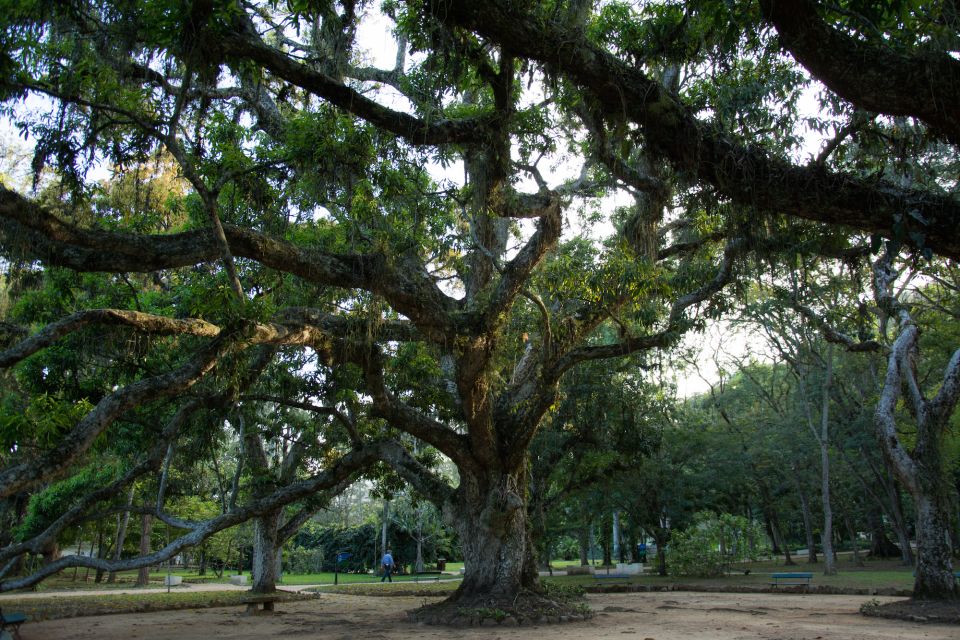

left=0, top=607, right=26, bottom=640
left=769, top=572, right=813, bottom=588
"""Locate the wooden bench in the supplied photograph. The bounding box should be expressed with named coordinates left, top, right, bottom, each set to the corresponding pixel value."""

left=0, top=607, right=26, bottom=640
left=592, top=573, right=632, bottom=580
left=769, top=572, right=813, bottom=588
left=414, top=571, right=442, bottom=583
left=241, top=594, right=283, bottom=615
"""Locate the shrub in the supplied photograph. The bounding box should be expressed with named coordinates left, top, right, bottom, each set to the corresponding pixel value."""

left=667, top=511, right=768, bottom=577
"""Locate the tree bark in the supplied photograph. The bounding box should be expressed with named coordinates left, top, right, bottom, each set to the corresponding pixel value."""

left=818, top=349, right=837, bottom=576
left=795, top=475, right=819, bottom=563
left=873, top=258, right=958, bottom=599
left=866, top=504, right=902, bottom=559
left=911, top=469, right=957, bottom=599
left=444, top=469, right=541, bottom=604
left=108, top=485, right=136, bottom=583
left=135, top=513, right=152, bottom=587
left=577, top=526, right=589, bottom=566
left=251, top=508, right=282, bottom=593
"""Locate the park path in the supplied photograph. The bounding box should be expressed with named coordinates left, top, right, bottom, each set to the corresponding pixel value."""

left=0, top=581, right=311, bottom=599
left=24, top=591, right=958, bottom=640
left=0, top=576, right=468, bottom=600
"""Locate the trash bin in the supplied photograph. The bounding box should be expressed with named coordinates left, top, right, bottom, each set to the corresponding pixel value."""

left=437, top=558, right=446, bottom=571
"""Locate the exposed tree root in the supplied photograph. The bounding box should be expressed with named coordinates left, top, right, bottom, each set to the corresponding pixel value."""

left=861, top=598, right=960, bottom=624
left=406, top=591, right=593, bottom=627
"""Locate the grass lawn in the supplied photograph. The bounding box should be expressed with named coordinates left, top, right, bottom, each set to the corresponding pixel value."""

left=547, top=556, right=916, bottom=592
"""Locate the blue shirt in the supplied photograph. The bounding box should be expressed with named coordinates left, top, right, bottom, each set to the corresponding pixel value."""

left=381, top=553, right=394, bottom=567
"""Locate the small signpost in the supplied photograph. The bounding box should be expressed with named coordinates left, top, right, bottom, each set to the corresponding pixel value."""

left=334, top=551, right=352, bottom=585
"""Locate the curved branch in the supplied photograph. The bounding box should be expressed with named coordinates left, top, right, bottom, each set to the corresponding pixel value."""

left=0, top=332, right=238, bottom=499
left=0, top=310, right=219, bottom=368
left=0, top=393, right=218, bottom=572
left=0, top=186, right=460, bottom=341
left=553, top=238, right=743, bottom=375
left=241, top=394, right=362, bottom=447
left=0, top=442, right=388, bottom=592
left=359, top=346, right=475, bottom=474
left=430, top=0, right=960, bottom=259
left=760, top=0, right=960, bottom=145
left=374, top=440, right=456, bottom=508
left=874, top=321, right=921, bottom=495
left=479, top=196, right=562, bottom=333
left=219, top=15, right=497, bottom=146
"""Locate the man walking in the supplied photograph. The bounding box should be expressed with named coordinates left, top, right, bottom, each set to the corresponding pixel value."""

left=380, top=549, right=395, bottom=582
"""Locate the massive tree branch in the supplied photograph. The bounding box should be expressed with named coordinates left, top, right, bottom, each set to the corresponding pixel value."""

left=479, top=197, right=562, bottom=333
left=553, top=238, right=742, bottom=375
left=0, top=399, right=202, bottom=574
left=357, top=345, right=475, bottom=473
left=0, top=442, right=389, bottom=592
left=219, top=16, right=496, bottom=146
left=374, top=439, right=456, bottom=508
left=242, top=394, right=362, bottom=447
left=0, top=332, right=238, bottom=499
left=0, top=186, right=460, bottom=341
left=760, top=0, right=960, bottom=145
left=0, top=310, right=219, bottom=368
left=428, top=0, right=960, bottom=259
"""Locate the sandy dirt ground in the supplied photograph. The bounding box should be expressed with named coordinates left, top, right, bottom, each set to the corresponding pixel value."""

left=22, top=591, right=958, bottom=640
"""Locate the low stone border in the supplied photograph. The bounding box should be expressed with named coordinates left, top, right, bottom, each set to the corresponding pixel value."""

left=584, top=583, right=912, bottom=598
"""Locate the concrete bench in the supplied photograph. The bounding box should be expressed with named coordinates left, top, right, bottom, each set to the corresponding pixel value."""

left=0, top=607, right=26, bottom=640
left=241, top=594, right=283, bottom=615
left=769, top=572, right=813, bottom=588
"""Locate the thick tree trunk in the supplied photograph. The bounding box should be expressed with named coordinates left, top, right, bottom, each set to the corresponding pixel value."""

left=911, top=484, right=957, bottom=599
left=415, top=519, right=425, bottom=573
left=842, top=508, right=864, bottom=566
left=815, top=348, right=837, bottom=575
left=577, top=526, right=589, bottom=566
left=866, top=505, right=902, bottom=559
left=872, top=304, right=958, bottom=599
left=445, top=470, right=540, bottom=604
left=796, top=477, right=819, bottom=563
left=136, top=513, right=152, bottom=587
left=107, top=485, right=135, bottom=583
left=251, top=509, right=282, bottom=593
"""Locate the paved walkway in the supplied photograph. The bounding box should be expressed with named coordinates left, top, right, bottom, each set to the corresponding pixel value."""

left=0, top=576, right=469, bottom=600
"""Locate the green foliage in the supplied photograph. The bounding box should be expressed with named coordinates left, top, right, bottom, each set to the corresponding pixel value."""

left=0, top=392, right=94, bottom=451
left=666, top=511, right=768, bottom=577
left=284, top=546, right=325, bottom=574
left=15, top=462, right=123, bottom=541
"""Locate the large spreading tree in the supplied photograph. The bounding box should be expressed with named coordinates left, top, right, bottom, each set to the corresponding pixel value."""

left=0, top=0, right=958, bottom=616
